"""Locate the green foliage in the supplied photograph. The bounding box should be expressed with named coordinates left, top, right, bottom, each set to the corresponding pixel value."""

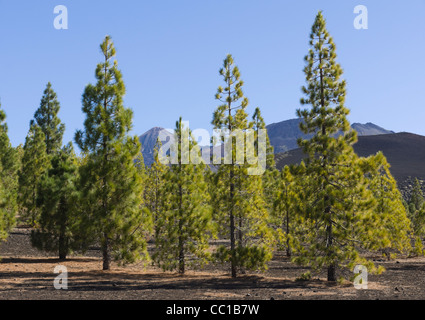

left=153, top=119, right=214, bottom=273
left=361, top=152, right=412, bottom=258
left=18, top=123, right=50, bottom=226
left=272, top=165, right=307, bottom=257
left=407, top=179, right=425, bottom=238
left=75, top=36, right=151, bottom=270
left=412, top=236, right=424, bottom=256
left=0, top=174, right=10, bottom=242
left=296, top=271, right=312, bottom=282
left=409, top=179, right=424, bottom=212
left=33, top=82, right=65, bottom=155
left=31, top=144, right=85, bottom=259
left=0, top=102, right=18, bottom=241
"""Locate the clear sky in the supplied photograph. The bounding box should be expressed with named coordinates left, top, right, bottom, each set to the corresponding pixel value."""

left=1, top=0, right=424, bottom=147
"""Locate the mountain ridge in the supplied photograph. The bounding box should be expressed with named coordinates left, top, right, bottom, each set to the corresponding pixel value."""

left=138, top=119, right=395, bottom=166
left=274, top=132, right=425, bottom=196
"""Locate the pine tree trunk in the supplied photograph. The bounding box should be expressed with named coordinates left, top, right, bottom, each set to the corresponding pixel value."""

left=178, top=236, right=185, bottom=275
left=238, top=216, right=243, bottom=246
left=319, top=51, right=336, bottom=282
left=58, top=225, right=67, bottom=261
left=58, top=235, right=66, bottom=261
left=286, top=220, right=291, bottom=258
left=230, top=168, right=237, bottom=278
left=178, top=182, right=185, bottom=275
left=327, top=263, right=336, bottom=282
left=59, top=204, right=67, bottom=261
left=228, top=89, right=237, bottom=278
left=101, top=134, right=110, bottom=271
left=285, top=189, right=291, bottom=258
left=102, top=234, right=110, bottom=271
left=326, top=210, right=336, bottom=282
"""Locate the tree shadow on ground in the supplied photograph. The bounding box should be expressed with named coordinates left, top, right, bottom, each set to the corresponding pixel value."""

left=0, top=257, right=97, bottom=264
left=0, top=267, right=346, bottom=294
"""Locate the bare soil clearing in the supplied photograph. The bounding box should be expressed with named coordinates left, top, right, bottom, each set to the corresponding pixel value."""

left=1, top=228, right=425, bottom=300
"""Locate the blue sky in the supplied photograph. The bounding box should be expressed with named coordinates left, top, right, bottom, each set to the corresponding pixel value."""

left=0, top=0, right=424, bottom=147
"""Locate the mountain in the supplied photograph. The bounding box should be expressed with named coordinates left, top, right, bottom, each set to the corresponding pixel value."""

left=139, top=127, right=222, bottom=166
left=275, top=132, right=425, bottom=191
left=351, top=122, right=394, bottom=136
left=266, top=119, right=394, bottom=153
left=139, top=125, right=425, bottom=200
left=139, top=127, right=174, bottom=166
left=139, top=120, right=394, bottom=166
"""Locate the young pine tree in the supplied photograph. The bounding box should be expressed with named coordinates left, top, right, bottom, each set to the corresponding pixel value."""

left=33, top=82, right=65, bottom=155
left=361, top=152, right=412, bottom=259
left=31, top=143, right=82, bottom=260
left=252, top=107, right=277, bottom=238
left=252, top=107, right=275, bottom=170
left=75, top=36, right=151, bottom=270
left=272, top=165, right=302, bottom=258
left=18, top=123, right=50, bottom=226
left=406, top=178, right=425, bottom=252
left=295, top=11, right=382, bottom=281
left=408, top=179, right=424, bottom=216
left=212, top=54, right=273, bottom=277
left=153, top=119, right=213, bottom=274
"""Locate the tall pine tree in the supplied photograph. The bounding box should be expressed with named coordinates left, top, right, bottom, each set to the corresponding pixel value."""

left=75, top=36, right=151, bottom=270
left=212, top=54, right=273, bottom=277
left=296, top=12, right=381, bottom=281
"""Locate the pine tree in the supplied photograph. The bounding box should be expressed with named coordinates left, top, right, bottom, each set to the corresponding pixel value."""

left=0, top=102, right=18, bottom=241
left=362, top=152, right=412, bottom=259
left=252, top=107, right=274, bottom=170
left=153, top=118, right=213, bottom=274
left=252, top=107, right=277, bottom=242
left=407, top=178, right=425, bottom=245
left=33, top=82, right=65, bottom=155
left=31, top=143, right=83, bottom=260
left=75, top=36, right=151, bottom=270
left=295, top=11, right=381, bottom=281
left=18, top=123, right=50, bottom=226
left=0, top=168, right=10, bottom=242
left=272, top=165, right=300, bottom=257
left=409, top=179, right=424, bottom=214
left=212, top=54, right=274, bottom=277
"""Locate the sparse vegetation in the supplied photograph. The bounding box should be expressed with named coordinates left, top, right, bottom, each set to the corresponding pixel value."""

left=0, top=11, right=423, bottom=303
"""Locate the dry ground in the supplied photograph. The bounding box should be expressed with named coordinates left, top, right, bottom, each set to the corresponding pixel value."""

left=1, top=228, right=425, bottom=300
